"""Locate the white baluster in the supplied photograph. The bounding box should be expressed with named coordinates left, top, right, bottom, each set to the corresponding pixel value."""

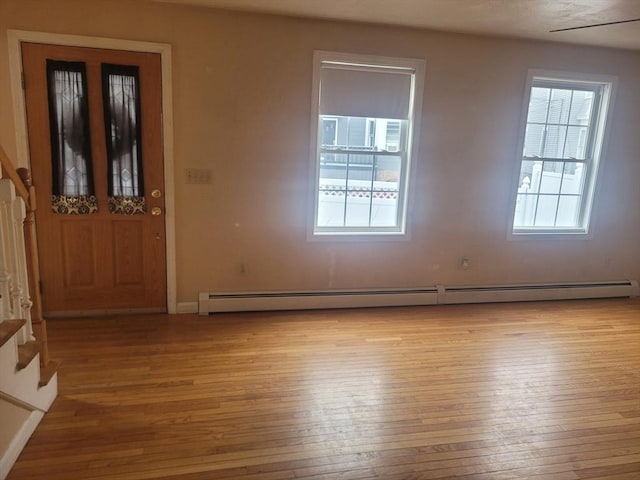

left=0, top=179, right=15, bottom=321
left=0, top=178, right=34, bottom=342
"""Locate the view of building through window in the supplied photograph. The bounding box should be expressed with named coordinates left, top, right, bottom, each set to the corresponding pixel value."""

left=317, top=116, right=404, bottom=228
left=512, top=74, right=613, bottom=233
left=312, top=51, right=422, bottom=235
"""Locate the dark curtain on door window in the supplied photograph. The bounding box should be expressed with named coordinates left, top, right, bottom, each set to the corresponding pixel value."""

left=46, top=60, right=97, bottom=214
left=102, top=64, right=145, bottom=215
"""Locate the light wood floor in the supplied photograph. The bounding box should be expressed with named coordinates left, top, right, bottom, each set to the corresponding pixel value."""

left=8, top=299, right=640, bottom=479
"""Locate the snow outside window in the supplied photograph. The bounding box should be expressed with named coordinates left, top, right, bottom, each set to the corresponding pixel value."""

left=310, top=51, right=424, bottom=236
left=511, top=71, right=615, bottom=235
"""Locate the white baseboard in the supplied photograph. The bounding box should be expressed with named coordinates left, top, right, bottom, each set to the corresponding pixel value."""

left=199, top=280, right=639, bottom=314
left=176, top=302, right=198, bottom=314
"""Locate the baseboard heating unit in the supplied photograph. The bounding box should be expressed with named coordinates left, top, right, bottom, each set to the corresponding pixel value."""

left=198, top=280, right=638, bottom=315
left=199, top=288, right=439, bottom=314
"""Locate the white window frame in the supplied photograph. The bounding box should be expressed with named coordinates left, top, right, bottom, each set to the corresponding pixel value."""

left=308, top=51, right=425, bottom=238
left=509, top=69, right=617, bottom=238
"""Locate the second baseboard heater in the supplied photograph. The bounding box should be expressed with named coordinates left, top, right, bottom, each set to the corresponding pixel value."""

left=198, top=287, right=439, bottom=314
left=198, top=280, right=638, bottom=315
left=437, top=280, right=638, bottom=304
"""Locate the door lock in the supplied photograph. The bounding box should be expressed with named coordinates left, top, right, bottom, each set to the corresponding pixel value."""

left=151, top=207, right=162, bottom=216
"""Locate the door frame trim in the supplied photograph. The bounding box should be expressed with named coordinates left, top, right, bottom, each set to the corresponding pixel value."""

left=7, top=30, right=177, bottom=314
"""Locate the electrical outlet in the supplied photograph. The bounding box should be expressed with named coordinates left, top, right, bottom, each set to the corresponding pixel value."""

left=185, top=168, right=212, bottom=184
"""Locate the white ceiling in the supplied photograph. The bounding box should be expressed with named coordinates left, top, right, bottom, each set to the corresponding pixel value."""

left=154, top=0, right=640, bottom=50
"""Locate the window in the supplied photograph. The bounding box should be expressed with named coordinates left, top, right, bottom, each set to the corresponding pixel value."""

left=511, top=71, right=616, bottom=235
left=46, top=60, right=97, bottom=214
left=102, top=63, right=146, bottom=215
left=310, top=51, right=424, bottom=236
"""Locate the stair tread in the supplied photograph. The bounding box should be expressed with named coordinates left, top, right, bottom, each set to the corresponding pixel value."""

left=0, top=319, right=27, bottom=348
left=39, top=359, right=61, bottom=387
left=17, top=340, right=40, bottom=369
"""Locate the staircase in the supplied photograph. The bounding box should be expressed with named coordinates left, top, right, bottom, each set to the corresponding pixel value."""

left=1, top=144, right=57, bottom=479
left=0, top=320, right=57, bottom=479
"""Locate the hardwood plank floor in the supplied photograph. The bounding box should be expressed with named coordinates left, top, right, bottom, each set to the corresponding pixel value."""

left=8, top=298, right=640, bottom=479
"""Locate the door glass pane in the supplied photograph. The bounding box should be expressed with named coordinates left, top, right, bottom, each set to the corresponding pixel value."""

left=102, top=64, right=145, bottom=214
left=46, top=60, right=97, bottom=214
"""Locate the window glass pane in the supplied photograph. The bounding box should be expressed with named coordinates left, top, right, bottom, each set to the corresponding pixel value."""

left=385, top=121, right=401, bottom=151
left=564, top=126, right=588, bottom=159
left=318, top=116, right=405, bottom=228
left=319, top=153, right=347, bottom=195
left=346, top=117, right=369, bottom=149
left=318, top=152, right=346, bottom=227
left=568, top=90, right=594, bottom=126
left=46, top=60, right=95, bottom=199
left=560, top=162, right=586, bottom=194
left=527, top=87, right=550, bottom=123
left=371, top=155, right=400, bottom=227
left=534, top=195, right=559, bottom=226
left=102, top=64, right=144, bottom=199
left=523, top=124, right=545, bottom=157
left=376, top=155, right=401, bottom=186
left=513, top=194, right=537, bottom=227
left=518, top=160, right=542, bottom=193
left=542, top=125, right=568, bottom=158
left=539, top=161, right=564, bottom=194
left=547, top=89, right=572, bottom=124
left=345, top=193, right=371, bottom=227
left=346, top=153, right=374, bottom=188
left=317, top=188, right=346, bottom=227
left=556, top=195, right=581, bottom=227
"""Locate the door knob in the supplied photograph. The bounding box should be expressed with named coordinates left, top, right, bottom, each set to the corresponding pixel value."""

left=151, top=189, right=162, bottom=198
left=151, top=207, right=162, bottom=216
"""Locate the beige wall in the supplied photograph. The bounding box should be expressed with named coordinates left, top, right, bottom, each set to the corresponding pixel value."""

left=1, top=0, right=639, bottom=304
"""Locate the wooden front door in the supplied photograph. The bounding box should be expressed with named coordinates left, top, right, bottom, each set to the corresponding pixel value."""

left=22, top=43, right=166, bottom=316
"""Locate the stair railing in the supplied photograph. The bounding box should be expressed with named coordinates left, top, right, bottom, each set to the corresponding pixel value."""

left=0, top=143, right=49, bottom=367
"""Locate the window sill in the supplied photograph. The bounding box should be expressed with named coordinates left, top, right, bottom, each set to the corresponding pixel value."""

left=509, top=227, right=593, bottom=240
left=309, top=229, right=410, bottom=242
